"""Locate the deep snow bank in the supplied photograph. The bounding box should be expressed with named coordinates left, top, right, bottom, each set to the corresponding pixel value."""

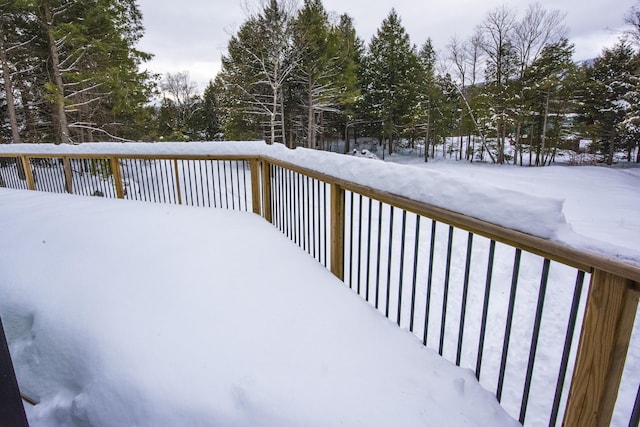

left=0, top=189, right=518, bottom=427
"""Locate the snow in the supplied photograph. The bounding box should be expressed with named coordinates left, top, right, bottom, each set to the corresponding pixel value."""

left=1, top=141, right=638, bottom=265
left=1, top=141, right=639, bottom=426
left=384, top=154, right=640, bottom=261
left=0, top=189, right=519, bottom=427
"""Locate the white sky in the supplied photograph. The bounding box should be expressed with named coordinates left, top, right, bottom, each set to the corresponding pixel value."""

left=135, top=0, right=636, bottom=91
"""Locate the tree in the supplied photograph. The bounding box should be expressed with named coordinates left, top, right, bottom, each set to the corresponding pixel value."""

left=522, top=38, right=576, bottom=166
left=361, top=9, right=420, bottom=155
left=0, top=0, right=153, bottom=144
left=0, top=5, right=22, bottom=144
left=579, top=41, right=640, bottom=165
left=331, top=13, right=362, bottom=152
left=291, top=0, right=341, bottom=149
left=218, top=0, right=296, bottom=145
left=625, top=1, right=640, bottom=48
left=477, top=5, right=517, bottom=164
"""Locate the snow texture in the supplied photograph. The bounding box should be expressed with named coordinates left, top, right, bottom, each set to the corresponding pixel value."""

left=0, top=189, right=519, bottom=427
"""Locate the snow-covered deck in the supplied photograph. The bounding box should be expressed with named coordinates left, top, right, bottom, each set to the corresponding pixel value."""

left=0, top=189, right=518, bottom=427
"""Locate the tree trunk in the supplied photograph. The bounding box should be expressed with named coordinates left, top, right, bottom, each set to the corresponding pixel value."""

left=0, top=29, right=22, bottom=144
left=18, top=82, right=38, bottom=143
left=279, top=87, right=286, bottom=146
left=42, top=1, right=71, bottom=144
left=607, top=129, right=616, bottom=165
left=344, top=124, right=350, bottom=154
left=424, top=111, right=430, bottom=163
left=307, top=79, right=316, bottom=149
left=514, top=121, right=522, bottom=167
left=539, top=89, right=551, bottom=166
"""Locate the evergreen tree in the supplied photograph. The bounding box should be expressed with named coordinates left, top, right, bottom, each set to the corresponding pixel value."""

left=521, top=38, right=576, bottom=166
left=579, top=41, right=640, bottom=165
left=331, top=13, right=362, bottom=152
left=0, top=0, right=153, bottom=144
left=361, top=9, right=420, bottom=155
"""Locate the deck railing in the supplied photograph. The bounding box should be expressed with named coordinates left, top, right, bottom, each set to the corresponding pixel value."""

left=1, top=148, right=639, bottom=427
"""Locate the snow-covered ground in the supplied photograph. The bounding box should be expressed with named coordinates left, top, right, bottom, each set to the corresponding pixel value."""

left=0, top=188, right=519, bottom=427
left=384, top=151, right=640, bottom=257
left=1, top=141, right=639, bottom=426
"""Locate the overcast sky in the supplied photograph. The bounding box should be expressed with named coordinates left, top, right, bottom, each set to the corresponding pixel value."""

left=135, top=0, right=636, bottom=91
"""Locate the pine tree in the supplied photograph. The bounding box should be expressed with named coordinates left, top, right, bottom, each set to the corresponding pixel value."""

left=330, top=13, right=362, bottom=152
left=522, top=38, right=575, bottom=166
left=361, top=9, right=420, bottom=155
left=579, top=41, right=640, bottom=165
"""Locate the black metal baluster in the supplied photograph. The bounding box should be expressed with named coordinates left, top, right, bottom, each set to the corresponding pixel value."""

left=519, top=258, right=551, bottom=424
left=306, top=176, right=311, bottom=254
left=348, top=191, right=356, bottom=289
left=214, top=161, right=222, bottom=207
left=385, top=206, right=395, bottom=318
left=235, top=161, right=242, bottom=210
left=204, top=161, right=212, bottom=207
left=365, top=198, right=373, bottom=302
left=151, top=159, right=163, bottom=203
left=221, top=161, right=228, bottom=209
left=409, top=215, right=421, bottom=333
left=132, top=160, right=144, bottom=199
left=423, top=220, right=437, bottom=346
left=288, top=169, right=294, bottom=241
left=323, top=182, right=328, bottom=267
left=162, top=159, right=171, bottom=203
left=397, top=210, right=407, bottom=326
left=439, top=225, right=455, bottom=356
left=357, top=194, right=363, bottom=295
left=298, top=173, right=304, bottom=249
left=311, top=177, right=317, bottom=260
left=196, top=160, right=205, bottom=206
left=145, top=159, right=156, bottom=202
left=187, top=160, right=196, bottom=205
left=549, top=270, right=586, bottom=426
left=228, top=161, right=236, bottom=210
left=242, top=161, right=249, bottom=211
left=475, top=239, right=496, bottom=379
left=456, top=232, right=474, bottom=366
left=496, top=248, right=522, bottom=400
left=375, top=201, right=383, bottom=309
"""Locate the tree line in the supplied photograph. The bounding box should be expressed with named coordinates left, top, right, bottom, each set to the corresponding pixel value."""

left=1, top=0, right=640, bottom=166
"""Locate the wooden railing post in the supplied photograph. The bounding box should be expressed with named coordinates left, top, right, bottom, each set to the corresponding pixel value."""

left=63, top=157, right=73, bottom=193
left=330, top=183, right=345, bottom=281
left=20, top=156, right=35, bottom=190
left=563, top=270, right=640, bottom=427
left=261, top=160, right=272, bottom=222
left=173, top=159, right=182, bottom=205
left=249, top=159, right=262, bottom=216
left=110, top=157, right=124, bottom=199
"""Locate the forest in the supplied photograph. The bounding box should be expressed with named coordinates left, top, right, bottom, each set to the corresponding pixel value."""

left=1, top=0, right=640, bottom=166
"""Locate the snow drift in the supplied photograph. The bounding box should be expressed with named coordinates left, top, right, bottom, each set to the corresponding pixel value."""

left=0, top=189, right=519, bottom=427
